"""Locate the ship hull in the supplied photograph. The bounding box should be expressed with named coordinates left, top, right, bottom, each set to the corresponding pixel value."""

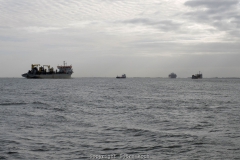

left=192, top=77, right=202, bottom=79
left=168, top=73, right=177, bottom=78
left=169, top=76, right=177, bottom=78
left=192, top=74, right=202, bottom=79
left=22, top=73, right=72, bottom=79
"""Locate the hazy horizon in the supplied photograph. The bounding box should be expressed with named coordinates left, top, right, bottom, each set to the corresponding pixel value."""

left=1, top=0, right=240, bottom=78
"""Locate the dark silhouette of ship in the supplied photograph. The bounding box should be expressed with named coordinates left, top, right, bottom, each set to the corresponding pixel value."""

left=169, top=73, right=177, bottom=78
left=116, top=74, right=126, bottom=78
left=22, top=61, right=73, bottom=79
left=192, top=71, right=202, bottom=79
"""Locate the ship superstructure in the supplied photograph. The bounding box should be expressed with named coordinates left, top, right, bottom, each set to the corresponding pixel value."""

left=22, top=61, right=73, bottom=79
left=192, top=71, right=202, bottom=79
left=169, top=73, right=177, bottom=78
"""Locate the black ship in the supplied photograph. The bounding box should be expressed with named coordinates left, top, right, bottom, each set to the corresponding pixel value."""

left=192, top=71, right=202, bottom=79
left=116, top=74, right=126, bottom=78
left=169, top=73, right=177, bottom=78
left=22, top=61, right=73, bottom=79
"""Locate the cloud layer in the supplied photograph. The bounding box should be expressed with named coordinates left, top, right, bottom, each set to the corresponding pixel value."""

left=0, top=0, right=240, bottom=77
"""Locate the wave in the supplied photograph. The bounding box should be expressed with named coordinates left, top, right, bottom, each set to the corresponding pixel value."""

left=32, top=101, right=46, bottom=105
left=0, top=156, right=7, bottom=159
left=0, top=102, right=27, bottom=106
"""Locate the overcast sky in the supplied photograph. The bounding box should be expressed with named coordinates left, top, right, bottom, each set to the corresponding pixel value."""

left=1, top=0, right=240, bottom=78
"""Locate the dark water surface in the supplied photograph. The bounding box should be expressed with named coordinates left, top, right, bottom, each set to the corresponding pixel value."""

left=0, top=78, right=240, bottom=159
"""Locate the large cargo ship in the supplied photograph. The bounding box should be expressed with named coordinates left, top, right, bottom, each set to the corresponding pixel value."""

left=192, top=71, right=202, bottom=79
left=22, top=61, right=73, bottom=79
left=116, top=74, right=126, bottom=78
left=169, top=73, right=177, bottom=78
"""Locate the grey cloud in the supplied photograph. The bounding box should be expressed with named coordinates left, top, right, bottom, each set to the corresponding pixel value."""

left=185, top=0, right=238, bottom=10
left=122, top=18, right=182, bottom=32
left=1, top=0, right=240, bottom=77
left=0, top=26, right=11, bottom=29
left=184, top=0, right=240, bottom=39
left=184, top=0, right=239, bottom=19
left=0, top=35, right=25, bottom=42
left=131, top=41, right=240, bottom=55
left=123, top=18, right=152, bottom=24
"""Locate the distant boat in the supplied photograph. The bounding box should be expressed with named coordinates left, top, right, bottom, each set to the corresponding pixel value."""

left=169, top=73, right=177, bottom=78
left=192, top=71, right=202, bottom=79
left=116, top=74, right=126, bottom=78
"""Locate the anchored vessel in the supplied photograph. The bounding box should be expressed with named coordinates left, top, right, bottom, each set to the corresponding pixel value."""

left=192, top=71, right=202, bottom=79
left=116, top=74, right=126, bottom=78
left=169, top=73, right=177, bottom=78
left=22, top=61, right=73, bottom=79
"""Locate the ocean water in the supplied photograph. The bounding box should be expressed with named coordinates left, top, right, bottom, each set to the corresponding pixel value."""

left=0, top=78, right=240, bottom=160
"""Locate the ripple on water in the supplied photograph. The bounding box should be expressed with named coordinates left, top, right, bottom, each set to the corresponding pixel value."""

left=0, top=78, right=240, bottom=159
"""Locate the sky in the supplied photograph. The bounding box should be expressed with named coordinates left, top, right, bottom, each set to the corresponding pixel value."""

left=0, top=0, right=240, bottom=78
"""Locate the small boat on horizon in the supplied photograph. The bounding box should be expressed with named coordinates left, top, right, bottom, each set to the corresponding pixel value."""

left=192, top=71, right=202, bottom=79
left=116, top=74, right=126, bottom=78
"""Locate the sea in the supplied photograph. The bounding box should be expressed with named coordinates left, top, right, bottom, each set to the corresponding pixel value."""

left=0, top=78, right=240, bottom=160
